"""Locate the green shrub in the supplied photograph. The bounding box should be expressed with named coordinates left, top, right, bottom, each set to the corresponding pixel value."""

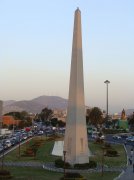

left=104, top=142, right=111, bottom=149
left=60, top=173, right=86, bottom=180
left=103, top=128, right=126, bottom=134
left=74, top=161, right=97, bottom=169
left=0, top=169, right=12, bottom=179
left=95, top=138, right=103, bottom=144
left=105, top=149, right=118, bottom=157
left=55, top=159, right=71, bottom=169
left=55, top=159, right=97, bottom=170
left=88, top=160, right=97, bottom=168
left=0, top=169, right=10, bottom=175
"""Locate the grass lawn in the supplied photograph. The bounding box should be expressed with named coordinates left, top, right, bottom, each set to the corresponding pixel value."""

left=1, top=136, right=126, bottom=179
left=89, top=141, right=127, bottom=167
left=4, top=136, right=61, bottom=162
left=4, top=136, right=127, bottom=168
left=4, top=167, right=120, bottom=180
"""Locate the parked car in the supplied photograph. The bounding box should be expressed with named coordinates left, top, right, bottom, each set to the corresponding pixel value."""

left=126, top=136, right=134, bottom=142
left=22, top=133, right=28, bottom=140
left=99, top=135, right=105, bottom=140
left=27, top=131, right=33, bottom=137
left=92, top=132, right=99, bottom=139
left=112, top=135, right=122, bottom=140
left=0, top=143, right=4, bottom=153
left=4, top=140, right=12, bottom=148
left=38, top=130, right=44, bottom=135
left=120, top=134, right=128, bottom=139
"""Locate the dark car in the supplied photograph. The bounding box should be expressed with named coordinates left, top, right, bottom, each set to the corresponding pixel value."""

left=10, top=139, right=16, bottom=146
left=0, top=144, right=4, bottom=153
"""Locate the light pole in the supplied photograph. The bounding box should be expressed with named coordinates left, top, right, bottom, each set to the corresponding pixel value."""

left=1, top=140, right=5, bottom=170
left=101, top=146, right=105, bottom=177
left=63, top=150, right=66, bottom=179
left=104, top=80, right=110, bottom=122
left=18, top=135, right=21, bottom=158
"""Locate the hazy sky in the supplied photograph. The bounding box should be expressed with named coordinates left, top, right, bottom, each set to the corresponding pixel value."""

left=0, top=0, right=134, bottom=113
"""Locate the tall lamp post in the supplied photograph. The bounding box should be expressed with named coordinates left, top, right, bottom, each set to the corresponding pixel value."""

left=101, top=146, right=105, bottom=177
left=104, top=80, right=110, bottom=121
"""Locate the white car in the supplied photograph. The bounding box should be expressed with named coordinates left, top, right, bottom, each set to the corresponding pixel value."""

left=100, top=135, right=105, bottom=140
left=5, top=140, right=12, bottom=148
left=38, top=130, right=44, bottom=135
left=92, top=132, right=99, bottom=139
left=112, top=135, right=122, bottom=140
left=126, top=136, right=134, bottom=142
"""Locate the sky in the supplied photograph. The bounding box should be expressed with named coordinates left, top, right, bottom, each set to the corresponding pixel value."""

left=0, top=0, right=134, bottom=114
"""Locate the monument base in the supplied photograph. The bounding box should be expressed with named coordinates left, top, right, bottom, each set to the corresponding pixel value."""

left=51, top=141, right=64, bottom=156
left=52, top=141, right=92, bottom=157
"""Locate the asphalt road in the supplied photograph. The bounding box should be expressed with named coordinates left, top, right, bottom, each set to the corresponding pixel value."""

left=88, top=134, right=134, bottom=147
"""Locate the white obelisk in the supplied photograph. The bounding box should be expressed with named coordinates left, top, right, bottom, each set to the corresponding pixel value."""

left=0, top=100, right=3, bottom=135
left=63, top=8, right=89, bottom=165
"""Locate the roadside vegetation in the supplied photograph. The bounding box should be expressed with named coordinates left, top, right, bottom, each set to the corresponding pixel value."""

left=89, top=141, right=127, bottom=167
left=4, top=136, right=126, bottom=167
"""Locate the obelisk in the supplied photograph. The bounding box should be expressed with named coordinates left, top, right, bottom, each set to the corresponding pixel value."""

left=63, top=8, right=89, bottom=165
left=0, top=100, right=3, bottom=135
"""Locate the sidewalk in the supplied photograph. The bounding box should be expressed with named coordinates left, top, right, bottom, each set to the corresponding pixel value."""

left=117, top=145, right=134, bottom=180
left=0, top=161, right=123, bottom=173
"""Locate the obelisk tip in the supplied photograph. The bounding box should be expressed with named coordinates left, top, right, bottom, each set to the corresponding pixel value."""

left=76, top=7, right=80, bottom=12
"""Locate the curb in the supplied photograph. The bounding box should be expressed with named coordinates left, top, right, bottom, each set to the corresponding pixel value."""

left=113, top=144, right=128, bottom=180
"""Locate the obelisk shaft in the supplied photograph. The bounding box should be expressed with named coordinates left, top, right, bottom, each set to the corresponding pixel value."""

left=64, top=8, right=89, bottom=165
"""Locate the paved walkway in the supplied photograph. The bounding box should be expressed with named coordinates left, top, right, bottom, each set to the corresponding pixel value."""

left=42, top=162, right=124, bottom=173
left=117, top=145, right=134, bottom=180
left=0, top=161, right=43, bottom=167
left=0, top=161, right=124, bottom=173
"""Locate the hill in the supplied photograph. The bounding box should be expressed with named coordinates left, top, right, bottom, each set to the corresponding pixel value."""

left=126, top=109, right=134, bottom=116
left=3, top=96, right=68, bottom=114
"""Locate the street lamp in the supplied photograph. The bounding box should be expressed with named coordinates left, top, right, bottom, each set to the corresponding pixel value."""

left=1, top=140, right=5, bottom=170
left=63, top=150, right=66, bottom=179
left=104, top=80, right=110, bottom=121
left=101, top=146, right=105, bottom=177
left=18, top=135, right=21, bottom=158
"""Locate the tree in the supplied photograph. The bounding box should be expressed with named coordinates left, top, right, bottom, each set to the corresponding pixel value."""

left=18, top=121, right=26, bottom=129
left=58, top=120, right=66, bottom=127
left=51, top=118, right=58, bottom=127
left=39, top=107, right=53, bottom=122
left=112, top=119, right=119, bottom=129
left=128, top=112, right=134, bottom=131
left=25, top=118, right=32, bottom=127
left=88, top=107, right=103, bottom=127
left=8, top=124, right=13, bottom=130
left=86, top=109, right=91, bottom=124
left=4, top=111, right=29, bottom=120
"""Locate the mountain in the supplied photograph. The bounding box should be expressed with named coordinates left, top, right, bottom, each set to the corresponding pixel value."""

left=3, top=100, right=16, bottom=106
left=31, top=96, right=67, bottom=109
left=3, top=96, right=68, bottom=114
left=126, top=109, right=134, bottom=116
